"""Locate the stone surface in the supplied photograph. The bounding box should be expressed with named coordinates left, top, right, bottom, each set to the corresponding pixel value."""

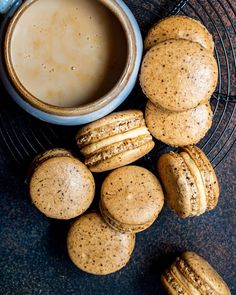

left=0, top=0, right=235, bottom=294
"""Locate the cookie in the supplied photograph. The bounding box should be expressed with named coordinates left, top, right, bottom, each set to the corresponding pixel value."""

left=100, top=165, right=164, bottom=233
left=145, top=16, right=214, bottom=52
left=157, top=145, right=219, bottom=218
left=76, top=110, right=155, bottom=172
left=145, top=101, right=213, bottom=147
left=140, top=39, right=218, bottom=112
left=67, top=212, right=135, bottom=275
left=162, top=251, right=231, bottom=295
left=29, top=149, right=95, bottom=219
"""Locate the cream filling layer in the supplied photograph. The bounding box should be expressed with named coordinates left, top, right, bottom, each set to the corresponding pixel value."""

left=81, top=126, right=150, bottom=155
left=171, top=265, right=201, bottom=295
left=180, top=152, right=207, bottom=214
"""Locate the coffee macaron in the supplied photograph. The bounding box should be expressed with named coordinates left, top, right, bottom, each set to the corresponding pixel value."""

left=145, top=101, right=213, bottom=147
left=140, top=39, right=218, bottom=112
left=162, top=251, right=231, bottom=295
left=157, top=145, right=219, bottom=218
left=67, top=212, right=135, bottom=275
left=76, top=110, right=155, bottom=172
left=144, top=15, right=214, bottom=53
left=100, top=166, right=164, bottom=233
left=29, top=148, right=95, bottom=219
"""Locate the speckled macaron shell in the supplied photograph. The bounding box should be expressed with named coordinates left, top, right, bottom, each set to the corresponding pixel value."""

left=162, top=252, right=231, bottom=295
left=144, top=15, right=214, bottom=52
left=76, top=110, right=155, bottom=173
left=67, top=212, right=135, bottom=275
left=180, top=252, right=231, bottom=295
left=100, top=166, right=164, bottom=233
left=145, top=101, right=213, bottom=147
left=140, top=39, right=218, bottom=112
left=157, top=152, right=200, bottom=218
left=76, top=110, right=144, bottom=148
left=181, top=146, right=219, bottom=210
left=30, top=154, right=95, bottom=220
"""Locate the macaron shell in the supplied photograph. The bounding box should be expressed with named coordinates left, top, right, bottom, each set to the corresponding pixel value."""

left=88, top=140, right=155, bottom=173
left=181, top=145, right=219, bottom=210
left=181, top=252, right=231, bottom=295
left=157, top=152, right=200, bottom=218
left=29, top=148, right=73, bottom=176
left=101, top=166, right=164, bottom=228
left=30, top=157, right=95, bottom=219
left=140, top=39, right=218, bottom=112
left=67, top=212, right=135, bottom=275
left=76, top=110, right=144, bottom=147
left=144, top=15, right=214, bottom=52
left=161, top=270, right=189, bottom=295
left=145, top=101, right=213, bottom=147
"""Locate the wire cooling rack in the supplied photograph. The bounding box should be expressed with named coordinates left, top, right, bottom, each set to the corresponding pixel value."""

left=0, top=0, right=235, bottom=169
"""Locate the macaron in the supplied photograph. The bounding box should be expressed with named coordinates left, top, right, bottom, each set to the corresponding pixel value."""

left=145, top=101, right=213, bottom=147
left=29, top=148, right=95, bottom=220
left=76, top=110, right=155, bottom=172
left=67, top=212, right=135, bottom=275
left=100, top=165, right=164, bottom=233
left=162, top=251, right=231, bottom=295
left=144, top=15, right=214, bottom=53
left=157, top=145, right=219, bottom=218
left=140, top=39, right=218, bottom=112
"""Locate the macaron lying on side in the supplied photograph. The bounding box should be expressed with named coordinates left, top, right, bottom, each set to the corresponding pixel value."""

left=157, top=145, right=219, bottom=218
left=67, top=212, right=135, bottom=275
left=100, top=165, right=164, bottom=233
left=162, top=251, right=231, bottom=295
left=29, top=148, right=95, bottom=220
left=76, top=110, right=155, bottom=172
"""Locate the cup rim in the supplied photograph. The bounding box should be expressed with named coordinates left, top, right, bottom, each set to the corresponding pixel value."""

left=4, top=0, right=137, bottom=116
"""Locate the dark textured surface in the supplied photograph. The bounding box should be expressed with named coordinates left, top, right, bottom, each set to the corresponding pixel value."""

left=0, top=0, right=235, bottom=294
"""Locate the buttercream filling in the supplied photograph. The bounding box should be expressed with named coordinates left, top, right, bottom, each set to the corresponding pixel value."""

left=171, top=264, right=201, bottom=295
left=77, top=117, right=144, bottom=147
left=85, top=135, right=152, bottom=167
left=163, top=270, right=189, bottom=295
left=180, top=152, right=207, bottom=215
left=176, top=258, right=218, bottom=295
left=81, top=127, right=150, bottom=156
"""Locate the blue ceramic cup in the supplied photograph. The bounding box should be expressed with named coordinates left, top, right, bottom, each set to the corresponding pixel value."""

left=0, top=0, right=143, bottom=125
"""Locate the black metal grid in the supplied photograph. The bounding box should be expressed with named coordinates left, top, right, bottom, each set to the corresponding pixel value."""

left=0, top=0, right=235, bottom=169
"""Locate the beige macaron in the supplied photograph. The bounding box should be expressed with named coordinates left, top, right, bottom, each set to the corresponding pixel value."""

left=67, top=212, right=135, bottom=275
left=145, top=101, right=213, bottom=147
left=144, top=15, right=214, bottom=52
left=76, top=110, right=155, bottom=172
left=162, top=251, right=231, bottom=295
left=157, top=145, right=219, bottom=218
left=29, top=148, right=95, bottom=220
left=140, top=39, right=218, bottom=112
left=100, top=165, right=164, bottom=233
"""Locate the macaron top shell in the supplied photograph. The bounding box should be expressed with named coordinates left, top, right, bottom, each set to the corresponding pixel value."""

left=101, top=166, right=164, bottom=225
left=30, top=156, right=95, bottom=219
left=144, top=15, right=214, bottom=52
left=67, top=212, right=135, bottom=275
left=145, top=101, right=213, bottom=147
left=180, top=252, right=231, bottom=295
left=140, top=39, right=218, bottom=112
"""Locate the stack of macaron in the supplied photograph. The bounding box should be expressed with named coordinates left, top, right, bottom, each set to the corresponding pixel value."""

left=140, top=16, right=218, bottom=147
